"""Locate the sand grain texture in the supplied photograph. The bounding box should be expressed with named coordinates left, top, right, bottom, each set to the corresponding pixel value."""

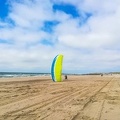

left=0, top=75, right=120, bottom=120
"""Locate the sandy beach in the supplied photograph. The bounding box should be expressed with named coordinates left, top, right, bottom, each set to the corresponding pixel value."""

left=0, top=75, right=120, bottom=120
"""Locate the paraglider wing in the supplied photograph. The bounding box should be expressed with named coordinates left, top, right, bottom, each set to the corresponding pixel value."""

left=51, top=55, right=63, bottom=82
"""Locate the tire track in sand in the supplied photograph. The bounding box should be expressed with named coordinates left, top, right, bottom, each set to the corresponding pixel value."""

left=12, top=79, right=107, bottom=119
left=0, top=86, right=88, bottom=119
left=0, top=76, right=111, bottom=120
left=71, top=77, right=114, bottom=120
left=1, top=83, right=101, bottom=120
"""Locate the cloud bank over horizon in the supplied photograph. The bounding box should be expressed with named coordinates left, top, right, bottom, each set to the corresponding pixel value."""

left=0, top=0, right=120, bottom=73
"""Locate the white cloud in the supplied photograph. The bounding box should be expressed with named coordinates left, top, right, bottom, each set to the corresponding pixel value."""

left=0, top=0, right=120, bottom=73
left=9, top=0, right=54, bottom=28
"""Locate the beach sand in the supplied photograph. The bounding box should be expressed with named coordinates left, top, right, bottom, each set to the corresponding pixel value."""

left=0, top=75, right=120, bottom=120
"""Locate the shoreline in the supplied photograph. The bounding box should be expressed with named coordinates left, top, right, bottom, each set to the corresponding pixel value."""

left=0, top=75, right=51, bottom=82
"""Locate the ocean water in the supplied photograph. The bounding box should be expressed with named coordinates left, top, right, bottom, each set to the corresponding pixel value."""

left=0, top=72, right=50, bottom=78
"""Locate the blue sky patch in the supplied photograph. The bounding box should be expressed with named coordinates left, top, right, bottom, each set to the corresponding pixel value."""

left=41, top=39, right=54, bottom=46
left=42, top=20, right=59, bottom=33
left=0, top=39, right=13, bottom=44
left=79, top=12, right=92, bottom=26
left=84, top=12, right=92, bottom=22
left=53, top=3, right=79, bottom=18
left=0, top=39, right=8, bottom=44
left=7, top=19, right=16, bottom=28
left=0, top=0, right=9, bottom=19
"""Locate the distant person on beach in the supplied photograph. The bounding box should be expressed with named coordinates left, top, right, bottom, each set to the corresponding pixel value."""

left=101, top=74, right=103, bottom=76
left=65, top=75, right=67, bottom=80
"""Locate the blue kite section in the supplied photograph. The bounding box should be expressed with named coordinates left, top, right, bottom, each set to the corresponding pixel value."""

left=51, top=55, right=58, bottom=82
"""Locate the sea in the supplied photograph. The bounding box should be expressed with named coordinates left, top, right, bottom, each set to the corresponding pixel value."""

left=0, top=72, right=50, bottom=78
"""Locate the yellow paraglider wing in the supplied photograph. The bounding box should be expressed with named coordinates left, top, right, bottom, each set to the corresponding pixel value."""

left=51, top=55, right=63, bottom=82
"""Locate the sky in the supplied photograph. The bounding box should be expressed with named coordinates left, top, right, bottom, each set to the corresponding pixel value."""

left=0, top=0, right=120, bottom=74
